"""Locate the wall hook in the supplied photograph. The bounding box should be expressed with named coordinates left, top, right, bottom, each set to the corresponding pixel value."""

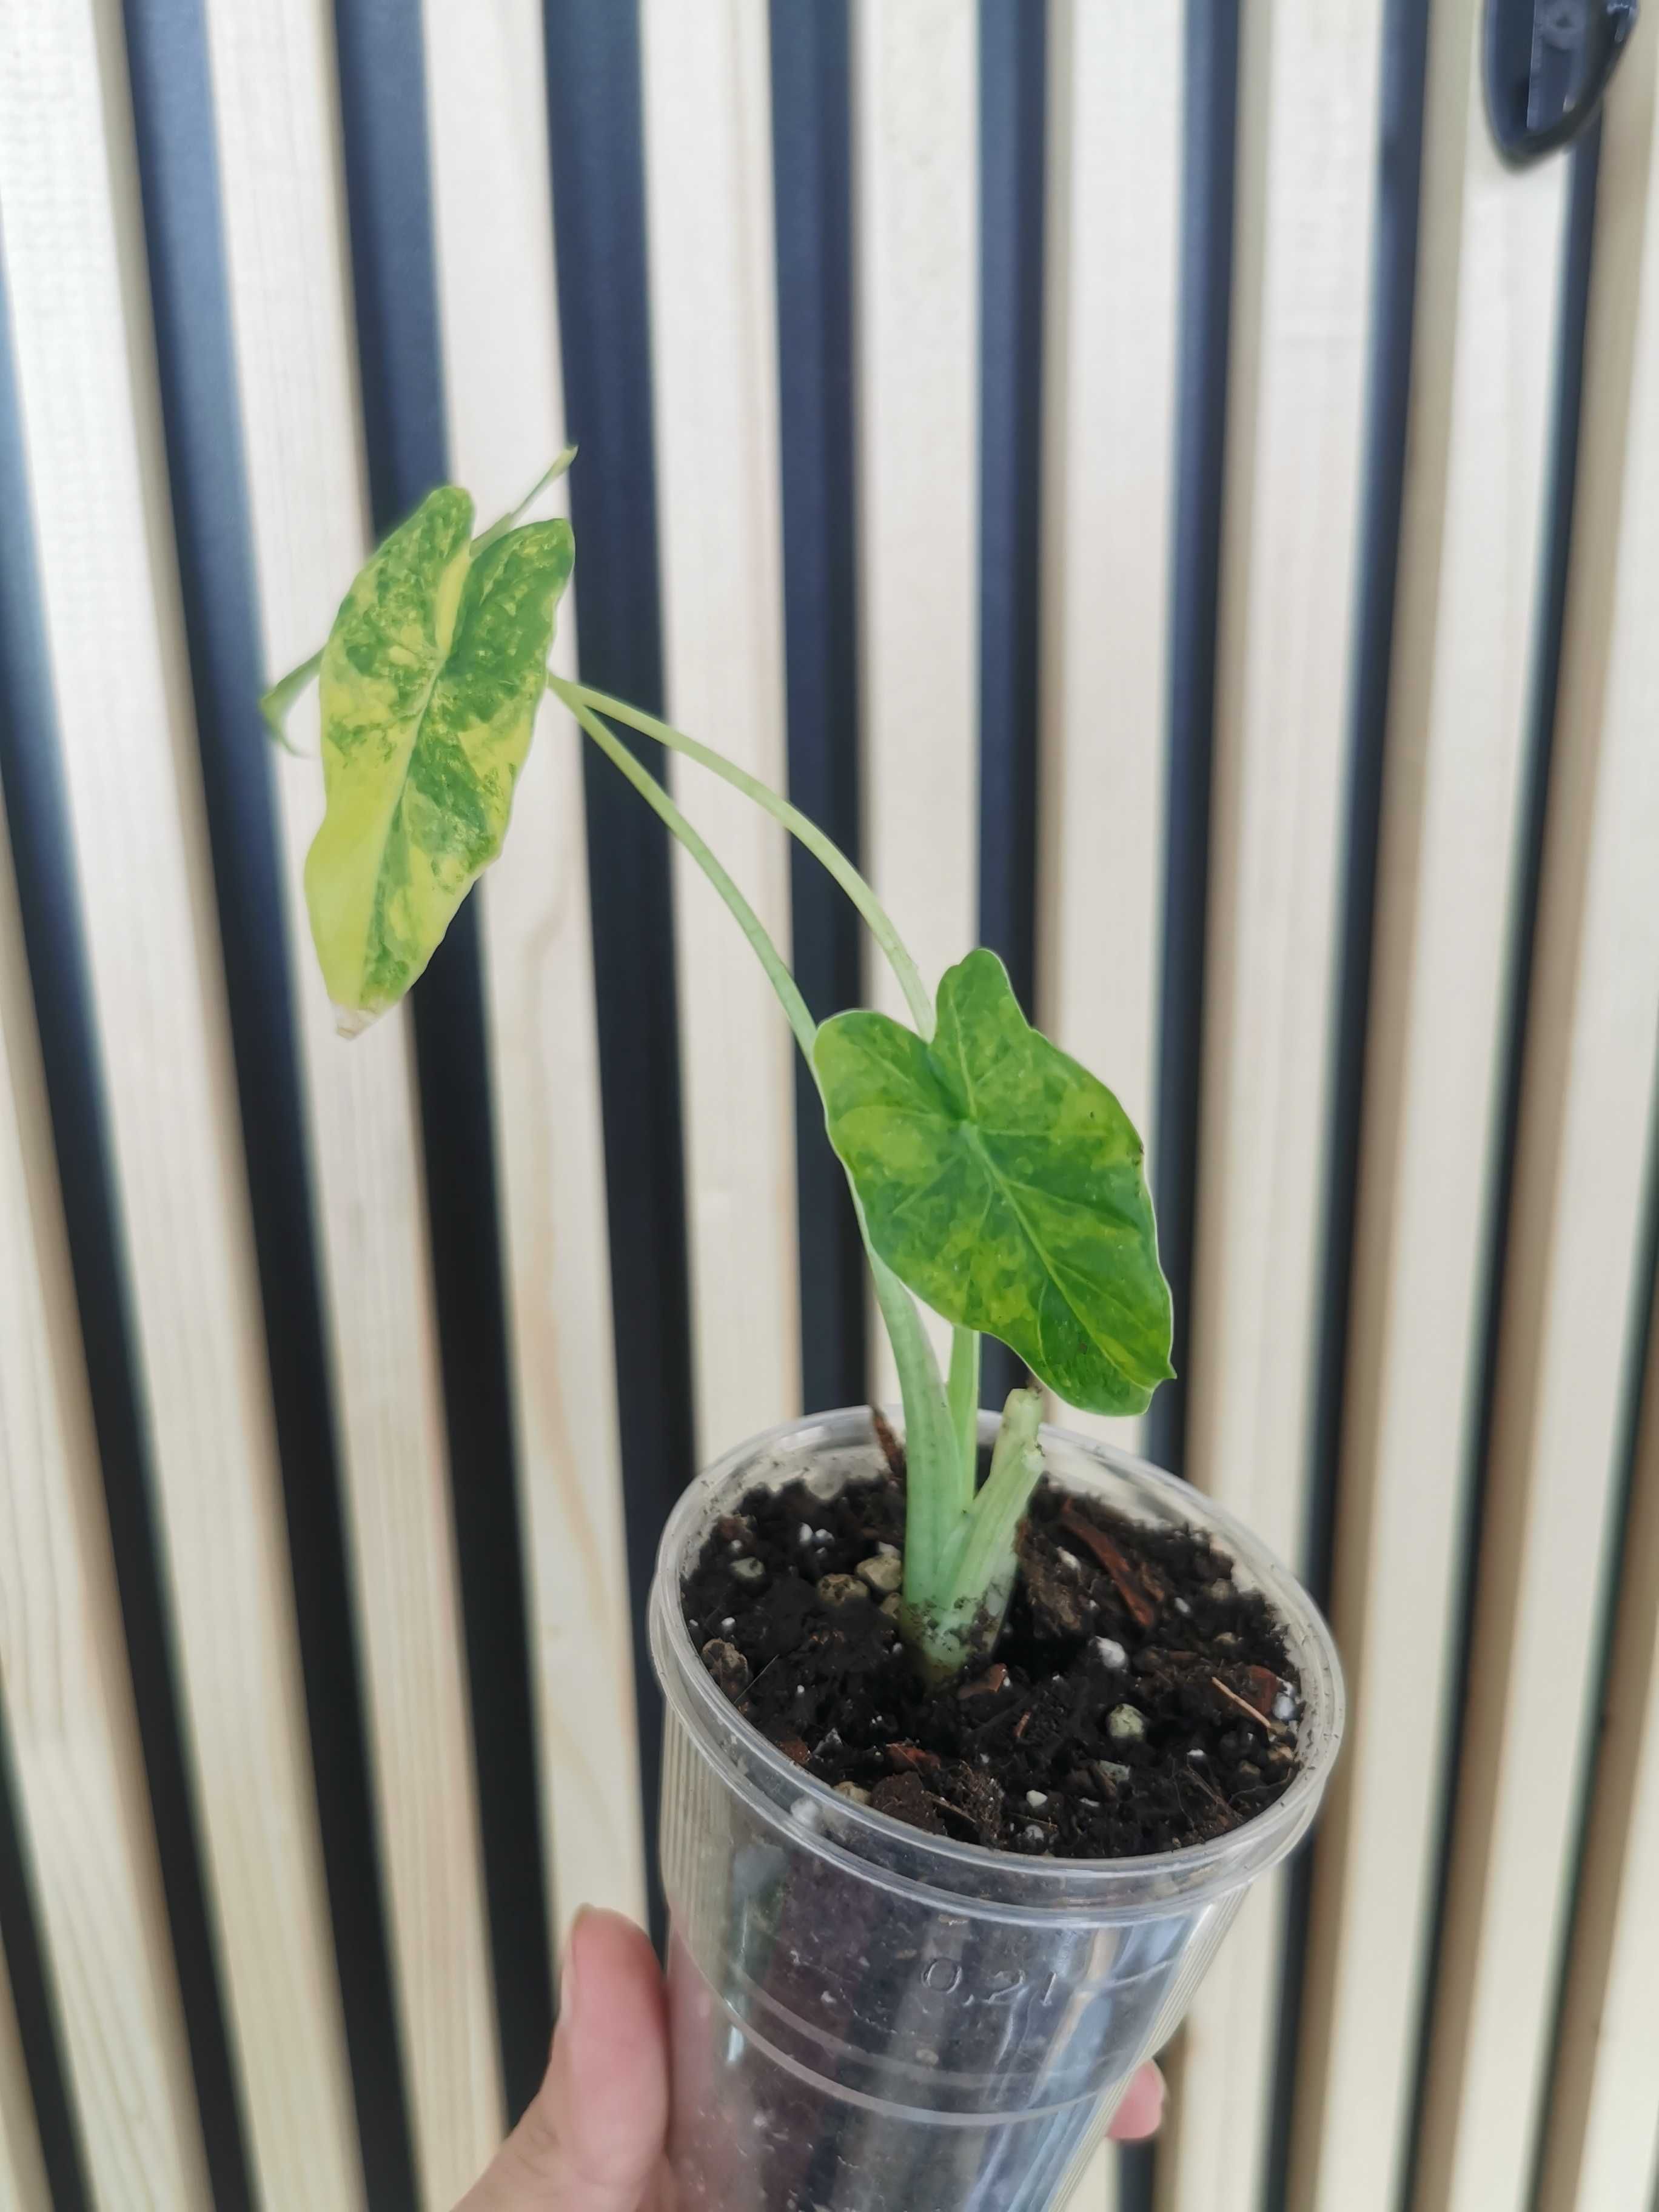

left=1486, top=0, right=1640, bottom=162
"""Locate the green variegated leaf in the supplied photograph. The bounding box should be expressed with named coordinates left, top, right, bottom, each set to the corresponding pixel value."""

left=304, top=486, right=573, bottom=1027
left=814, top=949, right=1173, bottom=1415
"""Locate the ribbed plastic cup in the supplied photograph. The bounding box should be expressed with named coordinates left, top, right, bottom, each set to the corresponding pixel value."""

left=650, top=1410, right=1343, bottom=2212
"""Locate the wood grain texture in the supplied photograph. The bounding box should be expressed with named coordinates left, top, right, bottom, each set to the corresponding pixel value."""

left=423, top=0, right=646, bottom=1939
left=1412, top=27, right=1659, bottom=2212
left=0, top=1948, right=48, bottom=2212
left=641, top=0, right=800, bottom=1464
left=1535, top=1303, right=1659, bottom=2212
left=0, top=4, right=361, bottom=2203
left=854, top=0, right=978, bottom=1401
left=1288, top=6, right=1570, bottom=2207
left=1036, top=0, right=1181, bottom=1458
left=0, top=780, right=209, bottom=2208
left=1164, top=7, right=1384, bottom=2207
left=200, top=1, right=505, bottom=2197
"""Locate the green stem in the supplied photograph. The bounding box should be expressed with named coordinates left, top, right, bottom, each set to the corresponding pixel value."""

left=951, top=1388, right=1044, bottom=1617
left=568, top=691, right=964, bottom=1624
left=550, top=675, right=936, bottom=1039
left=565, top=697, right=817, bottom=1060
left=947, top=1327, right=980, bottom=1517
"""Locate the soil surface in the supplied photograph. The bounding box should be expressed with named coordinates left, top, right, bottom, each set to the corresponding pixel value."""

left=683, top=1439, right=1304, bottom=1857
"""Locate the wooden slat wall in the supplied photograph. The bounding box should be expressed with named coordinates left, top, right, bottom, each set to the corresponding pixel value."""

left=201, top=4, right=504, bottom=2199
left=1292, top=4, right=1572, bottom=2207
left=423, top=0, right=648, bottom=1950
left=0, top=1948, right=47, bottom=2212
left=642, top=0, right=802, bottom=1463
left=1167, top=7, right=1384, bottom=2207
left=1037, top=0, right=1182, bottom=1470
left=0, top=780, right=207, bottom=2205
left=0, top=7, right=1657, bottom=2211
left=0, top=2, right=362, bottom=2204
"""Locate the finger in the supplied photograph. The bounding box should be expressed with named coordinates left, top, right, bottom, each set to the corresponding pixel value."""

left=458, top=1909, right=669, bottom=2211
left=1107, top=2062, right=1165, bottom=2142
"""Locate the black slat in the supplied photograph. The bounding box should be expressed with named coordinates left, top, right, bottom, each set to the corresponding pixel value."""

left=769, top=0, right=866, bottom=1415
left=0, top=206, right=255, bottom=2212
left=1133, top=9, right=1243, bottom=2208
left=1400, top=115, right=1604, bottom=2212
left=977, top=0, right=1048, bottom=1413
left=1262, top=3, right=1433, bottom=2205
left=0, top=1716, right=89, bottom=2208
left=330, top=0, right=556, bottom=2114
left=121, top=2, right=423, bottom=2196
left=541, top=0, right=694, bottom=1951
left=1144, top=0, right=1242, bottom=1494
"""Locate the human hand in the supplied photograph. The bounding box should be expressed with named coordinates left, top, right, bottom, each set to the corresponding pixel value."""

left=457, top=1908, right=1165, bottom=2209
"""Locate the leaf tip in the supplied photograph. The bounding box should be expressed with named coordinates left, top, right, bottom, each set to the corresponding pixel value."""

left=331, top=1002, right=383, bottom=1042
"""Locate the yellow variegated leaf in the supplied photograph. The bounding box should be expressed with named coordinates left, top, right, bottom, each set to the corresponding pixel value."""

left=304, top=486, right=574, bottom=1028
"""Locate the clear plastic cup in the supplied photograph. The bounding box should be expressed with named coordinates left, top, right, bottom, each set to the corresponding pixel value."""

left=650, top=1409, right=1344, bottom=2212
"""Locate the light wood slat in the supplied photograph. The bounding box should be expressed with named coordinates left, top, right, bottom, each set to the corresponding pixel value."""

left=854, top=0, right=978, bottom=1400
left=199, top=2, right=504, bottom=2197
left=0, top=782, right=207, bottom=2207
left=1537, top=1291, right=1659, bottom=2212
left=1069, top=2138, right=1119, bottom=2212
left=0, top=1949, right=48, bottom=2212
left=0, top=5, right=361, bottom=2204
left=640, top=0, right=800, bottom=1463
left=1286, top=6, right=1572, bottom=2208
left=423, top=0, right=646, bottom=1939
left=1036, top=0, right=1181, bottom=1458
left=1546, top=1301, right=1659, bottom=2208
left=1412, top=36, right=1659, bottom=2212
left=1162, top=7, right=1384, bottom=2208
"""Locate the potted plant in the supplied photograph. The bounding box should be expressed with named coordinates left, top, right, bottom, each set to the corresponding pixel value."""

left=266, top=463, right=1343, bottom=2212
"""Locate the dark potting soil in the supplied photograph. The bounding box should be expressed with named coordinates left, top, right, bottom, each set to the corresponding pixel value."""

left=683, top=1443, right=1304, bottom=1858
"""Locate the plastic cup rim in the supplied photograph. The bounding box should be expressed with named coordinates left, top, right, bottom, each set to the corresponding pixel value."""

left=650, top=1406, right=1345, bottom=1923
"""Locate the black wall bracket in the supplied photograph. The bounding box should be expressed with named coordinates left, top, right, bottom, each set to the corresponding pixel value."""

left=1486, top=0, right=1640, bottom=162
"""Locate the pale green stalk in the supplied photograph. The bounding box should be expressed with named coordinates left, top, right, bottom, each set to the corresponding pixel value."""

left=947, top=1326, right=980, bottom=1516
left=549, top=675, right=936, bottom=1039
left=565, top=696, right=817, bottom=1058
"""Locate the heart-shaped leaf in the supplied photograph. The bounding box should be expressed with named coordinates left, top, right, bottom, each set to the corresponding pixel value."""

left=814, top=950, right=1173, bottom=1414
left=304, top=486, right=574, bottom=1028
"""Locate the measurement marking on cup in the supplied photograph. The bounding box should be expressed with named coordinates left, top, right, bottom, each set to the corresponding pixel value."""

left=918, top=1960, right=1064, bottom=2004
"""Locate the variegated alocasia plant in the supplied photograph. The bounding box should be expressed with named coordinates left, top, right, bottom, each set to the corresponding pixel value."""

left=266, top=461, right=1172, bottom=1677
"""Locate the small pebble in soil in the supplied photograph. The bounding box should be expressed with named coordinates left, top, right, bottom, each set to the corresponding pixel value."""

left=796, top=1524, right=814, bottom=1546
left=1108, top=1704, right=1147, bottom=1742
left=1093, top=1636, right=1128, bottom=1671
left=816, top=1572, right=865, bottom=1607
left=1273, top=1689, right=1297, bottom=1723
left=1026, top=1790, right=1048, bottom=1810
left=856, top=1553, right=903, bottom=1595
left=834, top=1781, right=872, bottom=1805
left=1055, top=1549, right=1081, bottom=1576
left=731, top=1556, right=765, bottom=1584
left=1094, top=1761, right=1131, bottom=1789
left=1187, top=1747, right=1207, bottom=1763
left=880, top=1594, right=902, bottom=1620
left=720, top=1617, right=736, bottom=1633
left=1022, top=1825, right=1047, bottom=1845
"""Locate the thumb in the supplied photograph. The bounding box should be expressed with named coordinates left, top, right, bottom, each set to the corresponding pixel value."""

left=457, top=1909, right=669, bottom=2210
